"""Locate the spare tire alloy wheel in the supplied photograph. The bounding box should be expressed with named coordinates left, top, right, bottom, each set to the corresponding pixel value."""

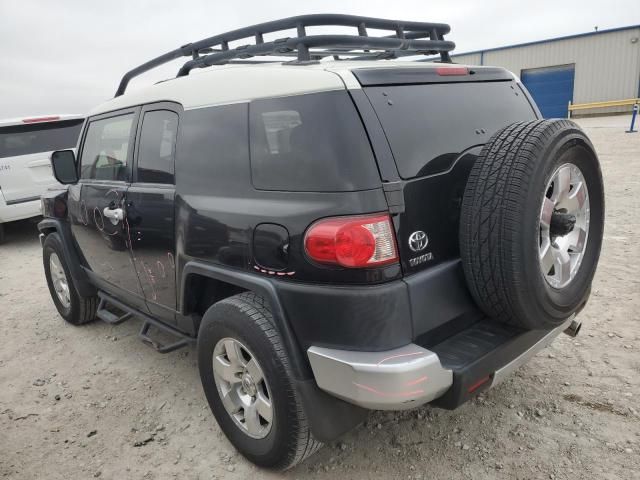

left=212, top=338, right=273, bottom=439
left=539, top=163, right=590, bottom=289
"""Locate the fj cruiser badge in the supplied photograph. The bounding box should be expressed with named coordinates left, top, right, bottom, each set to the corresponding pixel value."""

left=408, top=230, right=428, bottom=252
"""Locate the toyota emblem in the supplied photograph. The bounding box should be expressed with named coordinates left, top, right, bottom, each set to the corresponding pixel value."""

left=408, top=231, right=428, bottom=252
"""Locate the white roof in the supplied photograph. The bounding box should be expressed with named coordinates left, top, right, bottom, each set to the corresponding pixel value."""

left=90, top=61, right=489, bottom=116
left=0, top=114, right=84, bottom=129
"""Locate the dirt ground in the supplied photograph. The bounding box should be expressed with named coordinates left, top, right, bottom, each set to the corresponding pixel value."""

left=1, top=116, right=639, bottom=480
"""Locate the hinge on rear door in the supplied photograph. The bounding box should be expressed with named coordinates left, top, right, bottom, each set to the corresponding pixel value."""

left=382, top=181, right=405, bottom=214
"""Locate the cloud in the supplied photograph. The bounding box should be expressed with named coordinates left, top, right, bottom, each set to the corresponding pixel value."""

left=1, top=0, right=638, bottom=117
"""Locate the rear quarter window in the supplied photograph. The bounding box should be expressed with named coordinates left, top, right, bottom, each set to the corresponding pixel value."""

left=249, top=90, right=380, bottom=192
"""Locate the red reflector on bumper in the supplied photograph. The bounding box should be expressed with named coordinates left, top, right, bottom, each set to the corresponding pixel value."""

left=467, top=375, right=491, bottom=393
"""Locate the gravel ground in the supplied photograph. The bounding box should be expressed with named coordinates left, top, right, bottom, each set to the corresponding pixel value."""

left=1, top=116, right=639, bottom=480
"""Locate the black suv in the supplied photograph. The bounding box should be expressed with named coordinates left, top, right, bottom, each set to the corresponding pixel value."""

left=40, top=15, right=604, bottom=470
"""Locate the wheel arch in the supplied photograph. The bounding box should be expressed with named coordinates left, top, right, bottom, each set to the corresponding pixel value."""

left=38, top=218, right=97, bottom=297
left=182, top=261, right=367, bottom=442
left=180, top=261, right=310, bottom=379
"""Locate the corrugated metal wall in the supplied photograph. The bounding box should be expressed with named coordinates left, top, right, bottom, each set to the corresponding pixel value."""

left=452, top=27, right=640, bottom=116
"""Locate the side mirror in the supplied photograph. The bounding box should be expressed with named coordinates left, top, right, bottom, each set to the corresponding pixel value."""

left=51, top=150, right=78, bottom=184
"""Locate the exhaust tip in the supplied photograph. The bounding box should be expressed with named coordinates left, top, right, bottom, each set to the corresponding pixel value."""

left=563, top=319, right=582, bottom=337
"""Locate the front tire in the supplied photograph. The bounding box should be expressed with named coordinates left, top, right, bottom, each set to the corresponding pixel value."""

left=197, top=292, right=322, bottom=469
left=43, top=232, right=98, bottom=325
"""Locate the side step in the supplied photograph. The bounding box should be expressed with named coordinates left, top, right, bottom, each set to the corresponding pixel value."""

left=97, top=293, right=132, bottom=324
left=96, top=291, right=195, bottom=354
left=428, top=316, right=573, bottom=409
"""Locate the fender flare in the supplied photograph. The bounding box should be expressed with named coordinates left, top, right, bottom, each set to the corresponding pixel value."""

left=38, top=218, right=97, bottom=298
left=181, top=261, right=310, bottom=379
left=181, top=261, right=367, bottom=442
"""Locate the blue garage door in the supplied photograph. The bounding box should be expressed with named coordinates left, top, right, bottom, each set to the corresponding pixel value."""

left=521, top=65, right=575, bottom=118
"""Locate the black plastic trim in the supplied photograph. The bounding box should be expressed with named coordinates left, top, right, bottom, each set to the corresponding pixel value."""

left=429, top=319, right=552, bottom=409
left=37, top=218, right=97, bottom=298
left=181, top=261, right=312, bottom=380
left=294, top=379, right=367, bottom=442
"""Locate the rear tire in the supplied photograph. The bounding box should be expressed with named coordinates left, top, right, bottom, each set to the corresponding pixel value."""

left=197, top=292, right=322, bottom=470
left=43, top=232, right=98, bottom=325
left=460, top=120, right=604, bottom=329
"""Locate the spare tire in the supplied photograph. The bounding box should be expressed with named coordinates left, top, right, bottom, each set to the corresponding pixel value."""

left=460, top=119, right=604, bottom=330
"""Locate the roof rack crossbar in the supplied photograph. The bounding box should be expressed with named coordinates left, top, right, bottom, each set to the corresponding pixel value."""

left=114, top=14, right=454, bottom=97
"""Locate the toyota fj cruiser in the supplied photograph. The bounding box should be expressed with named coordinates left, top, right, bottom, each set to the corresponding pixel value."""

left=40, top=15, right=604, bottom=470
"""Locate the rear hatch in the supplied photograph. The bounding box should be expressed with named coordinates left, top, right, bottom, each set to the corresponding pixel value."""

left=0, top=117, right=84, bottom=204
left=353, top=66, right=538, bottom=275
left=350, top=66, right=539, bottom=338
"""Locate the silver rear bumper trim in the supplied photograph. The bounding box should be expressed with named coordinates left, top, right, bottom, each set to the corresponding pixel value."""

left=307, top=344, right=453, bottom=410
left=491, top=316, right=574, bottom=387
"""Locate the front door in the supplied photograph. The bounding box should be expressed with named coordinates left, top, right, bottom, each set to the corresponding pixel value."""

left=69, top=108, right=144, bottom=302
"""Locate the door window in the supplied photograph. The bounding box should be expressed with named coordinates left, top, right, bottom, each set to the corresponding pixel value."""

left=80, top=114, right=135, bottom=181
left=137, top=110, right=178, bottom=184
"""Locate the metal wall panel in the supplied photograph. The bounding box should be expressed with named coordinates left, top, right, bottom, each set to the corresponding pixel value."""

left=452, top=27, right=640, bottom=115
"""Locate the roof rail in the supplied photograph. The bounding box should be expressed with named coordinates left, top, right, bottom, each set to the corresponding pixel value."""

left=114, top=14, right=454, bottom=97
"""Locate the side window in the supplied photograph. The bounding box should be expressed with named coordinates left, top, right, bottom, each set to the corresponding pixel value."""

left=137, top=110, right=178, bottom=184
left=80, top=114, right=135, bottom=181
left=249, top=91, right=379, bottom=192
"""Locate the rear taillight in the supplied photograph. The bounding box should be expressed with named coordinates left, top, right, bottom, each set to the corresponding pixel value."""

left=304, top=214, right=398, bottom=268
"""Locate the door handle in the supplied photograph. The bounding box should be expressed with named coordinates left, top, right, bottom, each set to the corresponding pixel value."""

left=103, top=207, right=124, bottom=224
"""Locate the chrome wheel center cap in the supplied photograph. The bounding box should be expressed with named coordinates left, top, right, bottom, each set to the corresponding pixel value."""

left=241, top=371, right=257, bottom=397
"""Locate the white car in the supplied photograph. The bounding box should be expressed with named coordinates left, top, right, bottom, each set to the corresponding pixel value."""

left=0, top=115, right=84, bottom=242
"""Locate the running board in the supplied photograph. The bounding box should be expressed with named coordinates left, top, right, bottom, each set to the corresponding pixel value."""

left=97, top=293, right=132, bottom=324
left=96, top=291, right=195, bottom=354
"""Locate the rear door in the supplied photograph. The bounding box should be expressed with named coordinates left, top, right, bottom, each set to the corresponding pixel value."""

left=0, top=118, right=83, bottom=204
left=354, top=67, right=538, bottom=275
left=69, top=108, right=145, bottom=302
left=126, top=103, right=180, bottom=323
left=353, top=67, right=539, bottom=336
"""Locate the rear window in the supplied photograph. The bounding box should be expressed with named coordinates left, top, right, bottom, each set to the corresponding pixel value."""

left=0, top=119, right=83, bottom=159
left=364, top=81, right=537, bottom=179
left=249, top=90, right=380, bottom=192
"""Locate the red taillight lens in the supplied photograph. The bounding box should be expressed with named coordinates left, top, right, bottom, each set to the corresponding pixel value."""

left=436, top=66, right=468, bottom=76
left=304, top=214, right=398, bottom=268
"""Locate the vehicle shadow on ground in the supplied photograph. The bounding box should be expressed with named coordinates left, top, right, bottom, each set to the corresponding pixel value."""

left=1, top=217, right=42, bottom=246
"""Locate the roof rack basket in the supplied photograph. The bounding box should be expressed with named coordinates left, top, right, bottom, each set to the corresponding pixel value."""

left=115, top=14, right=454, bottom=97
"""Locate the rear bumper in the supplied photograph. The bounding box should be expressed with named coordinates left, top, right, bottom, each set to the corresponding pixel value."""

left=307, top=316, right=573, bottom=410
left=307, top=344, right=452, bottom=410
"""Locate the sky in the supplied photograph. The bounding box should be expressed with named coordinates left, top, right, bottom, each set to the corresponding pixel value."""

left=2, top=0, right=639, bottom=118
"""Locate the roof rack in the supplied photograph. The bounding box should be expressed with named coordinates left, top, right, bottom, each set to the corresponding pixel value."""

left=115, top=14, right=454, bottom=97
